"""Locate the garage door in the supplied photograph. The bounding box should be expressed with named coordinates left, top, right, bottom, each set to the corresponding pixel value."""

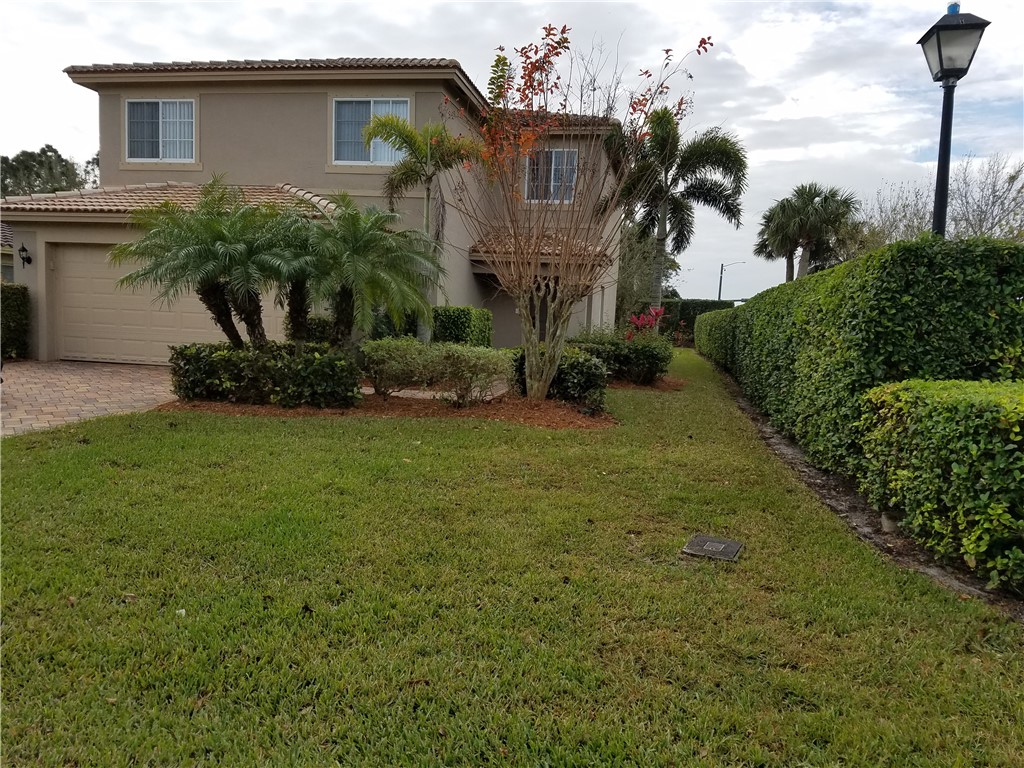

left=55, top=244, right=286, bottom=365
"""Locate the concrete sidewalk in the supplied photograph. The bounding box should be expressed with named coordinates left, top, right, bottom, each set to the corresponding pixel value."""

left=1, top=361, right=173, bottom=437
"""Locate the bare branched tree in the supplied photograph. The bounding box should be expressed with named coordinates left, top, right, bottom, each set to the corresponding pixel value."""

left=446, top=25, right=711, bottom=398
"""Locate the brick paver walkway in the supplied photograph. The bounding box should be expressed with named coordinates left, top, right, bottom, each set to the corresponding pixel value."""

left=1, top=361, right=173, bottom=437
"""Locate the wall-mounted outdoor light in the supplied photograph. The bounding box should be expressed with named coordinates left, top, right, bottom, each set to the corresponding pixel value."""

left=18, top=243, right=31, bottom=267
left=918, top=2, right=990, bottom=237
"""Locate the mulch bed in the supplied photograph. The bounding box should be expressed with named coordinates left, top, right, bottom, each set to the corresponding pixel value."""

left=156, top=393, right=618, bottom=430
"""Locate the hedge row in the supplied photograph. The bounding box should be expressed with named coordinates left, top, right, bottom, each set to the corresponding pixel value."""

left=1, top=283, right=31, bottom=360
left=663, top=298, right=734, bottom=342
left=695, top=236, right=1024, bottom=474
left=169, top=342, right=361, bottom=408
left=432, top=306, right=493, bottom=347
left=360, top=337, right=510, bottom=407
left=860, top=380, right=1024, bottom=592
left=570, top=329, right=673, bottom=385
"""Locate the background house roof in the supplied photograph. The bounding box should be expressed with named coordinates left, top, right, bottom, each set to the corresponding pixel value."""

left=64, top=57, right=464, bottom=75
left=0, top=182, right=332, bottom=214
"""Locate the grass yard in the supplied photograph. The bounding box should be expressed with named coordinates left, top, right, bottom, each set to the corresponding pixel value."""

left=2, top=350, right=1022, bottom=766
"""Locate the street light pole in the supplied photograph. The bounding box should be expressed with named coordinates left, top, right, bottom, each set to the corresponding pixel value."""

left=718, top=261, right=745, bottom=301
left=932, top=79, right=957, bottom=236
left=917, top=3, right=990, bottom=238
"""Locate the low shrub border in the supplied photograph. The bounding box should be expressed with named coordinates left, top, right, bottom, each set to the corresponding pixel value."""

left=512, top=346, right=608, bottom=412
left=859, top=380, right=1024, bottom=592
left=570, top=328, right=673, bottom=385
left=1, top=283, right=31, bottom=360
left=169, top=342, right=361, bottom=408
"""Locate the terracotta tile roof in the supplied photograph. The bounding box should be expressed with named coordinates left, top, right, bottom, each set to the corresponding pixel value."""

left=470, top=232, right=609, bottom=261
left=65, top=57, right=463, bottom=75
left=0, top=222, right=12, bottom=248
left=0, top=182, right=333, bottom=214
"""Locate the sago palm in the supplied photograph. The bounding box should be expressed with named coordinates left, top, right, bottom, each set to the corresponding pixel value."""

left=303, top=194, right=445, bottom=345
left=111, top=179, right=286, bottom=348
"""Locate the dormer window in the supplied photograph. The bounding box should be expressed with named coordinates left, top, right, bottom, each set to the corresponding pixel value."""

left=526, top=149, right=578, bottom=203
left=334, top=99, right=409, bottom=164
left=126, top=100, right=194, bottom=162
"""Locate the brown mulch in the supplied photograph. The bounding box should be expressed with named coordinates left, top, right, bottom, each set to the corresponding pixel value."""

left=609, top=376, right=688, bottom=392
left=155, top=393, right=618, bottom=430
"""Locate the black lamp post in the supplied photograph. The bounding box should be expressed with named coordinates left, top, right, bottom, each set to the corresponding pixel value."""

left=917, top=3, right=990, bottom=237
left=718, top=261, right=745, bottom=301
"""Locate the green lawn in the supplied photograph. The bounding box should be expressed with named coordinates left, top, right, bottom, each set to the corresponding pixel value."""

left=2, top=350, right=1022, bottom=766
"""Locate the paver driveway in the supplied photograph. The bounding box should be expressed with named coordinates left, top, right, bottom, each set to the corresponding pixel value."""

left=1, top=361, right=173, bottom=437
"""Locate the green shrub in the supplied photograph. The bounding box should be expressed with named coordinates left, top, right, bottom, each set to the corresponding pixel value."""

left=360, top=338, right=431, bottom=398
left=169, top=342, right=361, bottom=408
left=512, top=346, right=608, bottom=412
left=433, top=306, right=493, bottom=347
left=693, top=308, right=736, bottom=372
left=570, top=328, right=673, bottom=385
left=694, top=237, right=1024, bottom=473
left=370, top=308, right=417, bottom=340
left=663, top=298, right=733, bottom=345
left=431, top=343, right=511, bottom=408
left=1, top=283, right=31, bottom=359
left=859, top=380, right=1024, bottom=592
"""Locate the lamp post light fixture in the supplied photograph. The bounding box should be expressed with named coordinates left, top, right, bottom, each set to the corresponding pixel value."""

left=718, top=261, right=745, bottom=301
left=18, top=243, right=31, bottom=267
left=918, top=2, right=990, bottom=238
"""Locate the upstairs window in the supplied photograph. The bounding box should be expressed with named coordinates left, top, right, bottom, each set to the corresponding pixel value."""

left=334, top=99, right=409, bottom=164
left=126, top=100, right=194, bottom=161
left=526, top=149, right=578, bottom=203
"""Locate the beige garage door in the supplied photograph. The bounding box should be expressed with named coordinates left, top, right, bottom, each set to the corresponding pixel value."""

left=55, top=244, right=286, bottom=365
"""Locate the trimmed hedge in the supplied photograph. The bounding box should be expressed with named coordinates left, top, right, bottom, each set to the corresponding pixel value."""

left=695, top=237, right=1024, bottom=474
left=512, top=346, right=608, bottom=412
left=859, top=380, right=1024, bottom=592
left=1, top=283, right=31, bottom=359
left=663, top=298, right=734, bottom=343
left=360, top=338, right=510, bottom=407
left=433, top=306, right=493, bottom=347
left=169, top=342, right=361, bottom=408
left=571, top=329, right=673, bottom=385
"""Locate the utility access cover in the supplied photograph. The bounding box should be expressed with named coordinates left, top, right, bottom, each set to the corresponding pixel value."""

left=683, top=534, right=743, bottom=562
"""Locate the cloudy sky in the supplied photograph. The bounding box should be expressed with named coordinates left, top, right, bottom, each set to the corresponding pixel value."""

left=2, top=0, right=1022, bottom=300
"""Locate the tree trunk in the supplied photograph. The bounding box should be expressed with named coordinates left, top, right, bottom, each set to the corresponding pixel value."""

left=518, top=281, right=572, bottom=400
left=785, top=253, right=795, bottom=282
left=796, top=244, right=811, bottom=279
left=332, top=286, right=355, bottom=347
left=417, top=173, right=435, bottom=344
left=287, top=278, right=310, bottom=350
left=651, top=194, right=670, bottom=309
left=231, top=294, right=268, bottom=349
left=197, top=283, right=245, bottom=349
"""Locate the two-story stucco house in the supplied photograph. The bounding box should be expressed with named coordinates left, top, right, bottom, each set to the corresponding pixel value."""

left=0, top=58, right=618, bottom=363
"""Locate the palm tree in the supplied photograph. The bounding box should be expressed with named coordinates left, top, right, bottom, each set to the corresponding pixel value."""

left=363, top=115, right=480, bottom=244
left=111, top=179, right=286, bottom=348
left=621, top=108, right=748, bottom=307
left=303, top=194, right=445, bottom=345
left=760, top=183, right=861, bottom=279
left=753, top=201, right=799, bottom=282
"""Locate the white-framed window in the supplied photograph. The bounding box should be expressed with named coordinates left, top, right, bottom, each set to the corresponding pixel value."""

left=525, top=149, right=578, bottom=203
left=126, top=99, right=194, bottom=162
left=333, top=98, right=409, bottom=164
left=1, top=253, right=13, bottom=283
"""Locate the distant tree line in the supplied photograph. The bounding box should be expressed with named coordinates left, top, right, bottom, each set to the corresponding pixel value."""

left=1, top=145, right=98, bottom=197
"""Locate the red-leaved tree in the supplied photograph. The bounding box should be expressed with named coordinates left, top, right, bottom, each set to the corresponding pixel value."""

left=447, top=25, right=713, bottom=398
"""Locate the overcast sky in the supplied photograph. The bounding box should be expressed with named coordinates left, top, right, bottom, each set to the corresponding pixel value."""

left=2, top=0, right=1022, bottom=301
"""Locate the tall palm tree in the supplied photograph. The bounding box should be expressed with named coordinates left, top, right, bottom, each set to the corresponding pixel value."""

left=761, top=183, right=861, bottom=279
left=303, top=194, right=445, bottom=345
left=111, top=179, right=286, bottom=348
left=621, top=108, right=748, bottom=307
left=363, top=115, right=480, bottom=244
